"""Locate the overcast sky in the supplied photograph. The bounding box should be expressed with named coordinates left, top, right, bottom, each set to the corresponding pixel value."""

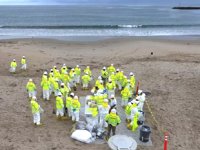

left=0, top=0, right=200, bottom=5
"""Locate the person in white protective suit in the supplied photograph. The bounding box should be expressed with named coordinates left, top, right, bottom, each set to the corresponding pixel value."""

left=137, top=90, right=146, bottom=111
left=99, top=99, right=110, bottom=130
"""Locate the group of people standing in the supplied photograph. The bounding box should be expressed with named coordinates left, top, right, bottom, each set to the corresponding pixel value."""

left=24, top=62, right=146, bottom=139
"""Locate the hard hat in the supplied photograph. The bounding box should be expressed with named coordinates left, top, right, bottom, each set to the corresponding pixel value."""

left=98, top=76, right=102, bottom=80
left=63, top=64, right=66, bottom=66
left=121, top=71, right=124, bottom=73
left=91, top=89, right=95, bottom=94
left=103, top=66, right=106, bottom=70
left=32, top=96, right=37, bottom=100
left=50, top=69, right=53, bottom=72
left=111, top=94, right=115, bottom=98
left=58, top=92, right=62, bottom=96
left=136, top=96, right=140, bottom=100
left=70, top=93, right=74, bottom=97
left=104, top=99, right=108, bottom=103
left=138, top=90, right=143, bottom=95
left=54, top=66, right=57, bottom=69
left=76, top=65, right=79, bottom=67
left=87, top=66, right=89, bottom=68
left=43, top=71, right=48, bottom=75
left=116, top=69, right=120, bottom=72
left=61, top=83, right=65, bottom=86
left=130, top=72, right=134, bottom=76
left=13, top=59, right=16, bottom=61
left=109, top=79, right=112, bottom=83
left=74, top=96, right=78, bottom=100
left=128, top=102, right=132, bottom=106
left=100, top=80, right=103, bottom=84
left=22, top=56, right=25, bottom=58
left=111, top=109, right=116, bottom=114
left=72, top=68, right=74, bottom=71
left=111, top=64, right=113, bottom=66
left=29, top=78, right=32, bottom=82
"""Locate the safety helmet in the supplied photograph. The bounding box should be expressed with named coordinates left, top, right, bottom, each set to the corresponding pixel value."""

left=58, top=92, right=62, bottom=96
left=72, top=68, right=75, bottom=71
left=116, top=69, right=120, bottom=72
left=103, top=66, right=106, bottom=70
left=22, top=56, right=25, bottom=58
left=128, top=102, right=132, bottom=106
left=74, top=96, right=78, bottom=100
left=29, top=78, right=32, bottom=82
left=87, top=66, right=89, bottom=68
left=70, top=93, right=75, bottom=97
left=136, top=96, right=140, bottom=100
left=104, top=99, right=108, bottom=103
left=111, top=109, right=117, bottom=114
left=43, top=71, right=48, bottom=75
left=130, top=72, right=134, bottom=76
left=111, top=94, right=115, bottom=99
left=111, top=64, right=113, bottom=66
left=32, top=96, right=37, bottom=100
left=76, top=65, right=79, bottom=67
left=63, top=64, right=66, bottom=66
left=54, top=66, right=57, bottom=69
left=138, top=90, right=143, bottom=95
left=50, top=69, right=53, bottom=72
left=61, top=83, right=65, bottom=86
left=98, top=76, right=102, bottom=80
left=108, top=79, right=112, bottom=83
left=13, top=59, right=16, bottom=61
left=100, top=80, right=103, bottom=84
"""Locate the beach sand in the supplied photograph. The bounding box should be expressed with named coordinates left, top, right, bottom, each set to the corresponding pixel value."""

left=0, top=37, right=199, bottom=150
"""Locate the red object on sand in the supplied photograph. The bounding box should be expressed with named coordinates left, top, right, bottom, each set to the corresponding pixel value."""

left=136, top=81, right=139, bottom=95
left=164, top=132, right=168, bottom=150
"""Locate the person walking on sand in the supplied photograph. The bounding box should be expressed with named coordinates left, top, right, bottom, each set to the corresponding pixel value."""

left=40, top=76, right=50, bottom=100
left=105, top=109, right=121, bottom=140
left=56, top=92, right=65, bottom=120
left=71, top=96, right=81, bottom=122
left=26, top=78, right=37, bottom=98
left=30, top=96, right=43, bottom=126
left=21, top=56, right=27, bottom=70
left=10, top=59, right=17, bottom=73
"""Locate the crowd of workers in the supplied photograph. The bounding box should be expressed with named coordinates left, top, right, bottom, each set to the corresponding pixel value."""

left=10, top=57, right=146, bottom=140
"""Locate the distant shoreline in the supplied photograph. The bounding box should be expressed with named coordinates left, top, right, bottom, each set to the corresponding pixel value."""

left=172, top=7, right=200, bottom=10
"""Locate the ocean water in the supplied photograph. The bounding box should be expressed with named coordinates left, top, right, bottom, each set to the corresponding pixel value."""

left=0, top=5, right=200, bottom=38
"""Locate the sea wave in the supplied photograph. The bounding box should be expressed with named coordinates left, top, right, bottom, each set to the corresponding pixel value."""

left=1, top=24, right=200, bottom=29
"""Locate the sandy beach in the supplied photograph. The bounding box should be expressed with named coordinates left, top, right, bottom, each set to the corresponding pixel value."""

left=0, top=37, right=200, bottom=150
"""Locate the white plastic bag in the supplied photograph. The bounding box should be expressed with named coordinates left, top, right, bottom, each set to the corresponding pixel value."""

left=71, top=130, right=92, bottom=143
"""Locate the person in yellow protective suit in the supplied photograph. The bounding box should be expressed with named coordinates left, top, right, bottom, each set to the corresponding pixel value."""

left=61, top=64, right=67, bottom=74
left=81, top=73, right=91, bottom=90
left=137, top=90, right=146, bottom=111
left=61, top=72, right=71, bottom=86
left=71, top=96, right=81, bottom=122
left=66, top=92, right=74, bottom=118
left=95, top=76, right=102, bottom=87
left=56, top=92, right=64, bottom=119
left=108, top=72, right=116, bottom=83
left=105, top=109, right=121, bottom=139
left=41, top=71, right=48, bottom=83
left=30, top=96, right=43, bottom=126
left=125, top=102, right=137, bottom=123
left=40, top=76, right=50, bottom=100
left=99, top=99, right=110, bottom=130
left=130, top=72, right=136, bottom=91
left=109, top=94, right=117, bottom=108
left=60, top=82, right=70, bottom=99
left=107, top=64, right=116, bottom=75
left=75, top=65, right=81, bottom=84
left=106, top=79, right=116, bottom=99
left=26, top=78, right=37, bottom=98
left=48, top=71, right=54, bottom=95
left=130, top=112, right=139, bottom=132
left=10, top=59, right=17, bottom=73
left=101, top=66, right=108, bottom=84
left=84, top=66, right=92, bottom=77
left=122, top=76, right=128, bottom=89
left=115, top=69, right=122, bottom=90
left=93, top=93, right=107, bottom=106
left=121, top=87, right=131, bottom=107
left=21, top=56, right=27, bottom=70
left=54, top=69, right=61, bottom=83
left=69, top=68, right=77, bottom=89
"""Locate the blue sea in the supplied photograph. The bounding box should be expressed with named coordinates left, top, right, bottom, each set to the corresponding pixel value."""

left=0, top=5, right=200, bottom=38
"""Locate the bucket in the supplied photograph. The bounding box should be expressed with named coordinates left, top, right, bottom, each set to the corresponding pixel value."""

left=139, top=125, right=151, bottom=142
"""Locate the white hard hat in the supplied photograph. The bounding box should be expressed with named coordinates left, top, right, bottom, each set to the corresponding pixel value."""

left=74, top=96, right=78, bottom=100
left=138, top=90, right=143, bottom=95
left=23, top=56, right=25, bottom=58
left=29, top=78, right=32, bottom=82
left=136, top=96, right=140, bottom=100
left=58, top=92, right=62, bottom=96
left=87, top=66, right=89, bottom=68
left=100, top=80, right=103, bottom=84
left=109, top=79, right=112, bottom=82
left=72, top=68, right=74, bottom=71
left=103, top=66, right=106, bottom=70
left=111, top=109, right=116, bottom=113
left=61, top=83, right=65, bottom=86
left=50, top=69, right=53, bottom=72
left=91, top=89, right=95, bottom=94
left=70, top=93, right=74, bottom=97
left=98, top=76, right=102, bottom=80
left=116, top=69, right=120, bottom=72
left=13, top=59, right=16, bottom=61
left=130, top=72, right=134, bottom=76
left=54, top=66, right=57, bottom=68
left=111, top=94, right=115, bottom=98
left=76, top=65, right=79, bottom=67
left=111, top=64, right=113, bottom=66
left=32, top=96, right=37, bottom=100
left=121, top=71, right=124, bottom=73
left=43, top=71, right=48, bottom=75
left=128, top=102, right=132, bottom=106
left=104, top=99, right=108, bottom=103
left=63, top=64, right=66, bottom=66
